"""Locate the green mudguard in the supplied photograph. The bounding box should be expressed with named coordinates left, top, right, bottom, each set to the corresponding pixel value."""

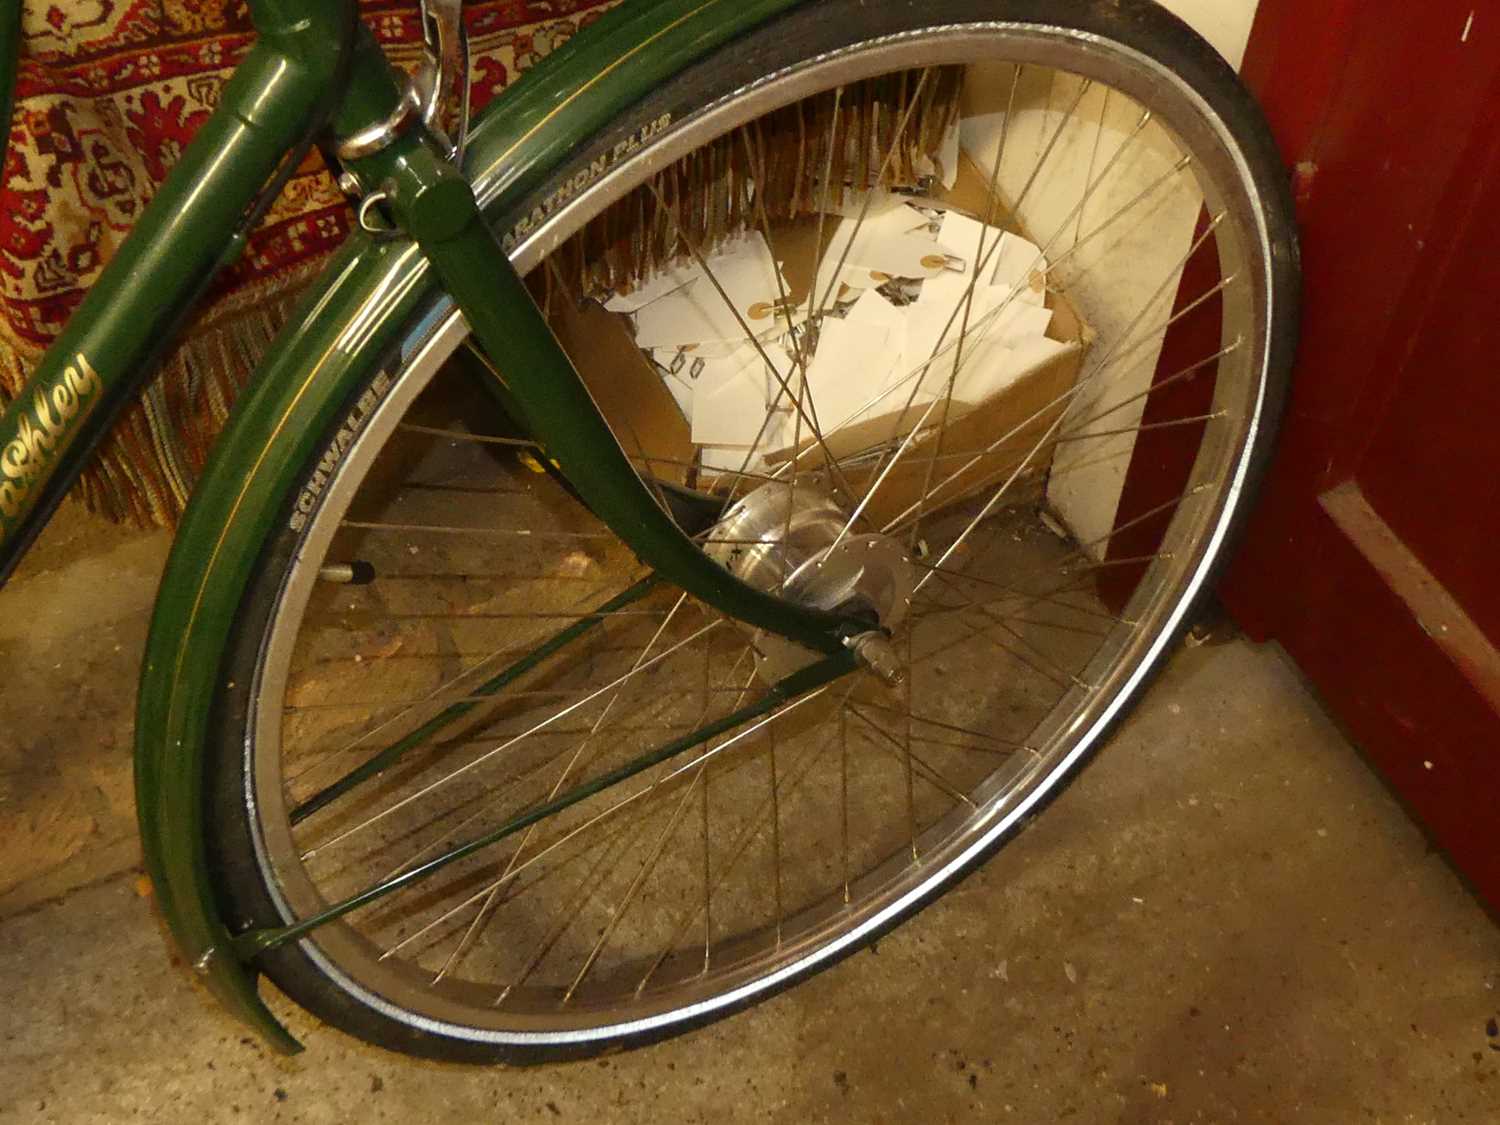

left=134, top=0, right=807, bottom=1052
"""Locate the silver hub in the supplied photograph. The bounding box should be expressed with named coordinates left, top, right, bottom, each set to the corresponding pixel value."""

left=705, top=483, right=915, bottom=683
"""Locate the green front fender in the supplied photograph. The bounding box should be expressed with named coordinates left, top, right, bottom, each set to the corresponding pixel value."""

left=134, top=0, right=809, bottom=1053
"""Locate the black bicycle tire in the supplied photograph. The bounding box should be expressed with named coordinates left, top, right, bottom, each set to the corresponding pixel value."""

left=205, top=0, right=1299, bottom=1063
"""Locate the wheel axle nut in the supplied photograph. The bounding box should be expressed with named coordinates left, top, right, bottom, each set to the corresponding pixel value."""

left=845, top=631, right=905, bottom=687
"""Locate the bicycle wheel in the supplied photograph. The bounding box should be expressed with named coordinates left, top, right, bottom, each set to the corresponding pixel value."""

left=207, top=0, right=1298, bottom=1061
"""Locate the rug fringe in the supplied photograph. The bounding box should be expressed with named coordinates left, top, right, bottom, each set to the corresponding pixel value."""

left=559, top=67, right=964, bottom=299
left=60, top=285, right=307, bottom=528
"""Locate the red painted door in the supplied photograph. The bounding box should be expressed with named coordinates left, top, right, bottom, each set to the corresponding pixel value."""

left=1219, top=0, right=1500, bottom=907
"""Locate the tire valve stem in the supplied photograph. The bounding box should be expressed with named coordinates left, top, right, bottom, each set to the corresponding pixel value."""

left=318, top=560, right=378, bottom=585
left=845, top=631, right=905, bottom=688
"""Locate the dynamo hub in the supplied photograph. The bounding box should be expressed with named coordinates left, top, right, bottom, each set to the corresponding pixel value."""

left=704, top=482, right=916, bottom=685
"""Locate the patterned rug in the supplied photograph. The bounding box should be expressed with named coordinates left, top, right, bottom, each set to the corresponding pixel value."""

left=0, top=0, right=618, bottom=527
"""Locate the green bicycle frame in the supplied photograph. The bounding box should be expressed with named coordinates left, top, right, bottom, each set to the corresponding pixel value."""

left=0, top=0, right=857, bottom=1051
left=0, top=0, right=360, bottom=577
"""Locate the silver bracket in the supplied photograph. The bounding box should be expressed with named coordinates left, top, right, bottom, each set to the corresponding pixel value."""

left=335, top=0, right=471, bottom=164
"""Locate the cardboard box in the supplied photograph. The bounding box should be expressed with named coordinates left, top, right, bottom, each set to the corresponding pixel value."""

left=546, top=292, right=693, bottom=487
left=545, top=150, right=1091, bottom=527
left=764, top=152, right=1091, bottom=530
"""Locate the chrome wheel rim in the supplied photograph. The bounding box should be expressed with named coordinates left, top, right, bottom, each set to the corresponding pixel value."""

left=244, top=23, right=1276, bottom=1046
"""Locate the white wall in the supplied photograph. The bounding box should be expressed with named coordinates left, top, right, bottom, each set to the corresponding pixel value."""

left=1155, top=0, right=1260, bottom=68
left=959, top=0, right=1261, bottom=555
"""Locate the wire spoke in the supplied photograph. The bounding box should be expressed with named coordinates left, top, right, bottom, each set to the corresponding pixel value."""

left=920, top=566, right=1086, bottom=688
left=846, top=704, right=978, bottom=810
left=910, top=214, right=1229, bottom=592
left=643, top=175, right=858, bottom=502
left=633, top=686, right=855, bottom=995
left=284, top=576, right=651, bottom=791
left=776, top=123, right=1194, bottom=489
left=380, top=683, right=836, bottom=966
left=835, top=96, right=1150, bottom=549
left=428, top=593, right=694, bottom=984
left=302, top=621, right=721, bottom=860
left=907, top=64, right=1021, bottom=552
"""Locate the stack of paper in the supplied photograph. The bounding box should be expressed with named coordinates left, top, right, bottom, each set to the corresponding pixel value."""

left=610, top=201, right=1070, bottom=478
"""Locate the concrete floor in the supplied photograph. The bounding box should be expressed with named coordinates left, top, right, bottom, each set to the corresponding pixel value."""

left=2, top=506, right=1498, bottom=1123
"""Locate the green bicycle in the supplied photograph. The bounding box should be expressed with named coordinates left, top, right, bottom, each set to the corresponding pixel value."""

left=0, top=0, right=1299, bottom=1061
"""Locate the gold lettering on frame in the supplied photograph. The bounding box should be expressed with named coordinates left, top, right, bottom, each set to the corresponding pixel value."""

left=0, top=353, right=102, bottom=521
